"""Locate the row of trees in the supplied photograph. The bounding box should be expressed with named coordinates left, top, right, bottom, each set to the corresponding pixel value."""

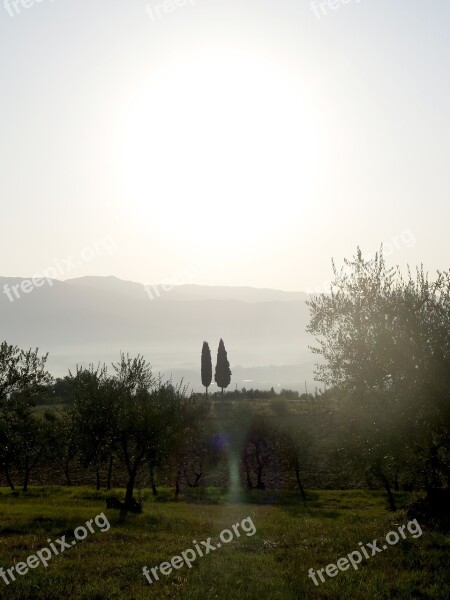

left=0, top=347, right=311, bottom=502
left=0, top=351, right=214, bottom=507
left=201, top=338, right=232, bottom=397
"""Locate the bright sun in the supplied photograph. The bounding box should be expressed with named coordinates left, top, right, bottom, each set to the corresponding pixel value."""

left=118, top=50, right=322, bottom=249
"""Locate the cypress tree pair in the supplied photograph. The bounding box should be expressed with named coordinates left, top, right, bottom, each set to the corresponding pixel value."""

left=201, top=339, right=231, bottom=397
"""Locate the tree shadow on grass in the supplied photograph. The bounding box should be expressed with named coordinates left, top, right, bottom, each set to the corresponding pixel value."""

left=180, top=488, right=322, bottom=506
left=280, top=504, right=341, bottom=520
left=0, top=516, right=74, bottom=537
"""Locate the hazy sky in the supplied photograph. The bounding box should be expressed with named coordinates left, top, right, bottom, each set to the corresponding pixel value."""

left=1, top=0, right=449, bottom=292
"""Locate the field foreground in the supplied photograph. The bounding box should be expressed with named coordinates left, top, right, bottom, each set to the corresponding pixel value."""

left=0, top=488, right=448, bottom=599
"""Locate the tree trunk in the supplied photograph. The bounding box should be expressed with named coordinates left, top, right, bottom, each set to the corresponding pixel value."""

left=107, top=455, right=113, bottom=490
left=23, top=459, right=30, bottom=492
left=125, top=469, right=137, bottom=507
left=371, top=463, right=396, bottom=512
left=187, top=471, right=203, bottom=487
left=394, top=475, right=399, bottom=492
left=380, top=473, right=396, bottom=512
left=96, top=466, right=101, bottom=491
left=255, top=440, right=267, bottom=490
left=64, top=461, right=72, bottom=487
left=149, top=464, right=158, bottom=496
left=4, top=464, right=15, bottom=491
left=256, top=470, right=265, bottom=489
left=243, top=454, right=253, bottom=489
left=294, top=461, right=307, bottom=500
left=175, top=472, right=181, bottom=498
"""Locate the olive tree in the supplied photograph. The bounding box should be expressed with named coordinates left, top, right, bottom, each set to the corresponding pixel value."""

left=307, top=248, right=450, bottom=507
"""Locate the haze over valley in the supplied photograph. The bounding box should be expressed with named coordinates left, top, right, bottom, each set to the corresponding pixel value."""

left=0, top=276, right=317, bottom=392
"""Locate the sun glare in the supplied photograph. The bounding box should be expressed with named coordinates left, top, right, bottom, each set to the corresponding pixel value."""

left=118, top=50, right=322, bottom=249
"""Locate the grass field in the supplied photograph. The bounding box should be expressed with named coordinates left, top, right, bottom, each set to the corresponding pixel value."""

left=0, top=487, right=448, bottom=599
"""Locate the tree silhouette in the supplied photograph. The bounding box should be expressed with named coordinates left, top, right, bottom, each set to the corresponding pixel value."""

left=201, top=341, right=212, bottom=399
left=214, top=338, right=231, bottom=395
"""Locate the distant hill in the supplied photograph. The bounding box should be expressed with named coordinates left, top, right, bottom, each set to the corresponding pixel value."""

left=0, top=276, right=319, bottom=392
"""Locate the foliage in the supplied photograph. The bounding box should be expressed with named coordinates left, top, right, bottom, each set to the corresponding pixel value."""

left=214, top=338, right=232, bottom=394
left=201, top=341, right=212, bottom=397
left=307, top=248, right=450, bottom=506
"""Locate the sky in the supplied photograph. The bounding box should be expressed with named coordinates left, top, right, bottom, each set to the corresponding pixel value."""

left=1, top=0, right=449, bottom=293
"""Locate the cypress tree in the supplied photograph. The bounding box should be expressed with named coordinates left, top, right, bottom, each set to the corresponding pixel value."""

left=214, top=338, right=231, bottom=395
left=201, top=341, right=212, bottom=398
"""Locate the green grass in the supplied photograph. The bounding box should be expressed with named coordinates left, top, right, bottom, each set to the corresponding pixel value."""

left=0, top=487, right=448, bottom=599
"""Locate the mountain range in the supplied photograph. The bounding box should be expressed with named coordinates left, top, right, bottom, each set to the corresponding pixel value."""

left=0, top=276, right=320, bottom=393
